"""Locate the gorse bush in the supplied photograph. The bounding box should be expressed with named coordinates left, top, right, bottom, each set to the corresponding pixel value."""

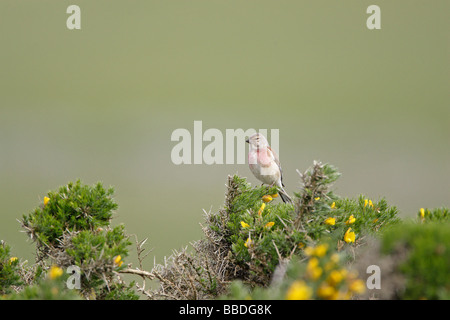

left=223, top=244, right=365, bottom=300
left=381, top=221, right=450, bottom=299
left=133, top=161, right=400, bottom=300
left=0, top=241, right=22, bottom=295
left=57, top=225, right=133, bottom=298
left=21, top=181, right=116, bottom=249
left=215, top=176, right=302, bottom=285
left=417, top=207, right=449, bottom=223
left=5, top=265, right=81, bottom=300
left=0, top=162, right=449, bottom=300
left=209, top=162, right=400, bottom=300
left=4, top=180, right=138, bottom=300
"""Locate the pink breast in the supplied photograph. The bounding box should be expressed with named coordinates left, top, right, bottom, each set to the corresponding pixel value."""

left=256, top=149, right=271, bottom=166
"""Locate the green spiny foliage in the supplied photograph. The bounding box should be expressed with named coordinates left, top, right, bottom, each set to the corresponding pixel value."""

left=60, top=225, right=132, bottom=297
left=303, top=195, right=400, bottom=246
left=15, top=180, right=138, bottom=300
left=417, top=207, right=450, bottom=223
left=66, top=226, right=130, bottom=265
left=21, top=180, right=117, bottom=250
left=381, top=221, right=450, bottom=299
left=223, top=243, right=365, bottom=300
left=294, top=161, right=341, bottom=228
left=204, top=161, right=401, bottom=295
left=0, top=241, right=22, bottom=295
left=3, top=162, right=448, bottom=300
left=101, top=281, right=139, bottom=300
left=2, top=268, right=81, bottom=300
left=207, top=175, right=303, bottom=285
left=223, top=162, right=400, bottom=285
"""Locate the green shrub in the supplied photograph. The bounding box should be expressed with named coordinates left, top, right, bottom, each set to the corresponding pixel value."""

left=15, top=180, right=138, bottom=300
left=417, top=207, right=450, bottom=223
left=305, top=195, right=400, bottom=247
left=3, top=265, right=81, bottom=300
left=220, top=176, right=304, bottom=284
left=381, top=221, right=450, bottom=299
left=0, top=241, right=22, bottom=295
left=223, top=242, right=366, bottom=300
left=206, top=162, right=400, bottom=289
left=61, top=225, right=134, bottom=298
left=2, top=162, right=447, bottom=300
left=21, top=180, right=117, bottom=251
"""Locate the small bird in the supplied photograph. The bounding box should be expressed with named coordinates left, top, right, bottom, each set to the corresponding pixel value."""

left=246, top=133, right=292, bottom=203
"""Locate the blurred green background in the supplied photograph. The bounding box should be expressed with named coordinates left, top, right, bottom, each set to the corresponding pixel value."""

left=1, top=1, right=449, bottom=270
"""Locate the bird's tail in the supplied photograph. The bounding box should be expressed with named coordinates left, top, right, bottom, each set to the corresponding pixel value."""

left=278, top=186, right=293, bottom=204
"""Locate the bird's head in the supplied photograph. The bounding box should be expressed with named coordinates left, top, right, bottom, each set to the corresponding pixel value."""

left=246, top=133, right=269, bottom=150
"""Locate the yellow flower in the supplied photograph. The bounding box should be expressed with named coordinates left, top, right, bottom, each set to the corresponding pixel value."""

left=330, top=253, right=340, bottom=264
left=262, top=195, right=273, bottom=203
left=44, top=196, right=50, bottom=206
left=257, top=203, right=266, bottom=216
left=285, top=280, right=312, bottom=300
left=345, top=215, right=356, bottom=225
left=270, top=193, right=279, bottom=198
left=308, top=267, right=322, bottom=280
left=317, top=283, right=338, bottom=300
left=330, top=202, right=336, bottom=209
left=241, top=221, right=250, bottom=228
left=298, top=242, right=305, bottom=249
left=48, top=265, right=63, bottom=280
left=113, top=255, right=123, bottom=267
left=304, top=244, right=328, bottom=257
left=364, top=199, right=374, bottom=208
left=244, top=237, right=253, bottom=248
left=9, top=257, right=18, bottom=264
left=304, top=246, right=315, bottom=256
left=324, top=255, right=341, bottom=272
left=324, top=217, right=336, bottom=226
left=420, top=208, right=425, bottom=219
left=314, top=244, right=328, bottom=257
left=314, top=197, right=320, bottom=201
left=348, top=279, right=366, bottom=294
left=307, top=257, right=319, bottom=268
left=344, top=228, right=355, bottom=243
left=264, top=221, right=275, bottom=229
left=327, top=270, right=345, bottom=286
left=307, top=257, right=323, bottom=280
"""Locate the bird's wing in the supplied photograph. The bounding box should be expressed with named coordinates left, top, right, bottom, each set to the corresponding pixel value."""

left=267, top=146, right=285, bottom=187
left=267, top=146, right=280, bottom=167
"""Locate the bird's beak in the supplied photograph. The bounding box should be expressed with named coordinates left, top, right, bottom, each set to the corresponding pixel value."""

left=245, top=137, right=249, bottom=144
